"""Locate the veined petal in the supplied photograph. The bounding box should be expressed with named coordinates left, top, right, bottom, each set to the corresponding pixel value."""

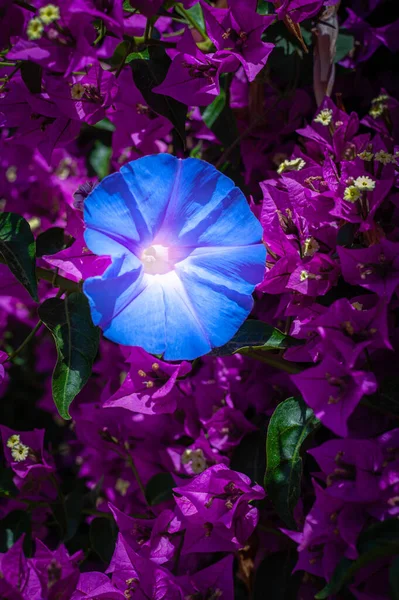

left=174, top=244, right=266, bottom=295
left=161, top=271, right=212, bottom=360
left=175, top=261, right=254, bottom=349
left=83, top=254, right=167, bottom=356
left=84, top=154, right=181, bottom=257
left=157, top=157, right=263, bottom=248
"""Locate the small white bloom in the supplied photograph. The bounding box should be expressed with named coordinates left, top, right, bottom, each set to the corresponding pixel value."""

left=7, top=434, right=21, bottom=448
left=39, top=4, right=60, bottom=25
left=354, top=176, right=376, bottom=191
left=11, top=443, right=29, bottom=462
left=343, top=185, right=361, bottom=203
left=314, top=109, right=333, bottom=126
left=27, top=17, right=43, bottom=40
left=277, top=157, right=306, bottom=175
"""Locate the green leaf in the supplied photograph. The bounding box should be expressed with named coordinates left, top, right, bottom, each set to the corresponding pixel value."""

left=316, top=520, right=399, bottom=599
left=0, top=510, right=32, bottom=555
left=130, top=45, right=187, bottom=147
left=90, top=517, right=117, bottom=563
left=110, top=40, right=130, bottom=68
left=230, top=430, right=266, bottom=486
left=200, top=75, right=239, bottom=163
left=257, top=0, right=273, bottom=15
left=122, top=0, right=136, bottom=12
left=209, top=320, right=301, bottom=357
left=36, top=227, right=70, bottom=257
left=126, top=48, right=150, bottom=63
left=0, top=212, right=38, bottom=301
left=202, top=88, right=226, bottom=129
left=145, top=473, right=175, bottom=506
left=94, top=118, right=116, bottom=132
left=390, top=556, right=399, bottom=600
left=264, top=397, right=320, bottom=529
left=38, top=293, right=100, bottom=419
left=253, top=550, right=301, bottom=599
left=0, top=466, right=18, bottom=498
left=20, top=61, right=42, bottom=94
left=175, top=3, right=206, bottom=36
left=334, top=32, right=355, bottom=63
left=89, top=140, right=112, bottom=180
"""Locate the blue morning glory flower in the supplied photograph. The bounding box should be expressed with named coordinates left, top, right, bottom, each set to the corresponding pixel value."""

left=83, top=154, right=266, bottom=360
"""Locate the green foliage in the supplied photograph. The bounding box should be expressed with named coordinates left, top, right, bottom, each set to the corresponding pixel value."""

left=390, top=556, right=399, bottom=600
left=130, top=45, right=187, bottom=147
left=200, top=75, right=239, bottom=164
left=316, top=519, right=399, bottom=598
left=145, top=472, right=175, bottom=506
left=0, top=466, right=18, bottom=498
left=253, top=550, right=301, bottom=599
left=202, top=88, right=227, bottom=129
left=209, top=320, right=301, bottom=357
left=257, top=0, right=273, bottom=15
left=0, top=510, right=32, bottom=555
left=38, top=293, right=100, bottom=420
left=265, top=397, right=320, bottom=529
left=36, top=227, right=71, bottom=257
left=90, top=517, right=117, bottom=563
left=335, top=32, right=355, bottom=63
left=0, top=212, right=38, bottom=302
left=20, top=61, right=43, bottom=94
left=89, top=140, right=112, bottom=180
left=230, top=430, right=266, bottom=486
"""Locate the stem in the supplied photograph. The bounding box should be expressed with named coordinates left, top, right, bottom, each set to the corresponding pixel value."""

left=174, top=3, right=208, bottom=40
left=0, top=61, right=18, bottom=67
left=126, top=453, right=149, bottom=508
left=36, top=266, right=82, bottom=293
left=14, top=0, right=37, bottom=12
left=114, top=39, right=135, bottom=78
left=242, top=350, right=304, bottom=374
left=6, top=320, right=43, bottom=362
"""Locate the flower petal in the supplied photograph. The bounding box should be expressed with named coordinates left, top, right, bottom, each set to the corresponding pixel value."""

left=83, top=254, right=167, bottom=356
left=158, top=157, right=263, bottom=248
left=84, top=154, right=181, bottom=256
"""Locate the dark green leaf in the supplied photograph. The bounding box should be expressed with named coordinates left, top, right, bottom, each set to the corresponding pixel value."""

left=122, top=0, right=136, bottom=12
left=110, top=40, right=131, bottom=68
left=0, top=212, right=38, bottom=301
left=0, top=510, right=32, bottom=555
left=265, top=397, right=320, bottom=529
left=175, top=3, right=206, bottom=37
left=90, top=517, right=117, bottom=563
left=126, top=48, right=150, bottom=63
left=209, top=320, right=301, bottom=357
left=202, top=89, right=226, bottom=129
left=230, top=430, right=267, bottom=485
left=200, top=75, right=239, bottom=163
left=38, top=293, right=100, bottom=419
left=94, top=118, right=116, bottom=132
left=145, top=473, right=175, bottom=506
left=0, top=466, right=18, bottom=498
left=253, top=550, right=301, bottom=600
left=130, top=45, right=187, bottom=147
left=20, top=61, right=42, bottom=94
left=315, top=558, right=354, bottom=599
left=316, top=520, right=399, bottom=599
left=257, top=0, right=273, bottom=15
left=367, top=378, right=399, bottom=417
left=334, top=32, right=355, bottom=63
left=390, top=556, right=399, bottom=600
left=89, top=140, right=112, bottom=180
left=36, top=227, right=70, bottom=257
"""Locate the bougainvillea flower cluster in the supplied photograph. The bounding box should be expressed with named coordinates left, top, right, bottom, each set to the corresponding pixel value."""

left=0, top=0, right=398, bottom=599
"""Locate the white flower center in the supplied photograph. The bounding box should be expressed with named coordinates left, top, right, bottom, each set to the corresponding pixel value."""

left=141, top=244, right=171, bottom=274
